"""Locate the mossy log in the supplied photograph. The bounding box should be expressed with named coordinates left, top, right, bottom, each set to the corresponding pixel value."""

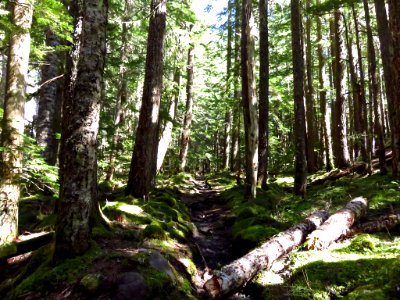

left=306, top=197, right=368, bottom=250
left=309, top=163, right=367, bottom=186
left=203, top=211, right=329, bottom=299
left=345, top=213, right=400, bottom=236
left=0, top=232, right=54, bottom=261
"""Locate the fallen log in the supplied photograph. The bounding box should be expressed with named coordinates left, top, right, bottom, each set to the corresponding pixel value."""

left=203, top=211, right=329, bottom=299
left=306, top=197, right=368, bottom=250
left=0, top=231, right=54, bottom=262
left=343, top=213, right=400, bottom=237
left=309, top=163, right=367, bottom=186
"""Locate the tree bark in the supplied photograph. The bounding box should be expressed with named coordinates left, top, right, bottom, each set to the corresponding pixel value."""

left=305, top=0, right=317, bottom=173
left=241, top=0, right=258, bottom=199
left=352, top=4, right=369, bottom=167
left=258, top=0, right=269, bottom=190
left=374, top=0, right=398, bottom=176
left=36, top=30, right=63, bottom=166
left=0, top=0, right=34, bottom=246
left=363, top=0, right=387, bottom=175
left=54, top=0, right=108, bottom=258
left=125, top=0, right=167, bottom=198
left=157, top=46, right=183, bottom=173
left=204, top=211, right=329, bottom=299
left=316, top=4, right=332, bottom=172
left=388, top=0, right=400, bottom=177
left=179, top=41, right=194, bottom=172
left=345, top=213, right=400, bottom=236
left=291, top=0, right=307, bottom=196
left=306, top=197, right=368, bottom=250
left=222, top=110, right=232, bottom=170
left=106, top=0, right=134, bottom=181
left=332, top=9, right=350, bottom=169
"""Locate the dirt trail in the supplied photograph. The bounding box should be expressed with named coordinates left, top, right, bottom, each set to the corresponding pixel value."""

left=180, top=177, right=254, bottom=299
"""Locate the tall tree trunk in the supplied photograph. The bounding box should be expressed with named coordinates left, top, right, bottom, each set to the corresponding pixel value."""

left=54, top=0, right=108, bottom=258
left=258, top=0, right=269, bottom=190
left=106, top=0, right=134, bottom=181
left=343, top=14, right=362, bottom=161
left=36, top=30, right=63, bottom=166
left=305, top=0, right=316, bottom=173
left=125, top=0, right=167, bottom=198
left=316, top=6, right=332, bottom=172
left=179, top=42, right=194, bottom=172
left=157, top=46, right=183, bottom=173
left=241, top=0, right=258, bottom=200
left=0, top=51, right=7, bottom=107
left=363, top=0, right=387, bottom=175
left=0, top=0, right=33, bottom=246
left=223, top=0, right=234, bottom=171
left=291, top=0, right=307, bottom=196
left=374, top=0, right=397, bottom=175
left=231, top=0, right=241, bottom=185
left=388, top=0, right=400, bottom=176
left=332, top=9, right=350, bottom=169
left=352, top=4, right=369, bottom=166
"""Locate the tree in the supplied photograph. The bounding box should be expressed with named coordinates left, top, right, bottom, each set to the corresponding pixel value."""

left=54, top=0, right=108, bottom=258
left=291, top=0, right=307, bottom=196
left=258, top=0, right=269, bottom=190
left=179, top=40, right=194, bottom=172
left=125, top=0, right=167, bottom=198
left=241, top=0, right=258, bottom=200
left=332, top=8, right=350, bottom=169
left=36, top=30, right=63, bottom=165
left=0, top=0, right=34, bottom=246
left=105, top=0, right=134, bottom=181
left=363, top=0, right=387, bottom=175
left=305, top=0, right=317, bottom=173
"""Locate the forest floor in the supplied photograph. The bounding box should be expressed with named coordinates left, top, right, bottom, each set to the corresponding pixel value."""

left=1, top=171, right=400, bottom=299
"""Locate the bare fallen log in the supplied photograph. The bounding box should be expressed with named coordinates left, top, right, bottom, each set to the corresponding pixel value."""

left=306, top=197, right=368, bottom=250
left=0, top=231, right=54, bottom=262
left=309, top=163, right=367, bottom=186
left=343, top=213, right=400, bottom=236
left=203, top=211, right=329, bottom=299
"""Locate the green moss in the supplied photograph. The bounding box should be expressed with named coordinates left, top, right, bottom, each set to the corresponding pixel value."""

left=92, top=225, right=114, bottom=239
left=236, top=206, right=259, bottom=219
left=345, top=285, right=386, bottom=300
left=144, top=222, right=167, bottom=239
left=80, top=273, right=102, bottom=293
left=234, top=225, right=279, bottom=244
left=14, top=242, right=102, bottom=297
left=347, top=234, right=375, bottom=253
left=0, top=243, right=17, bottom=258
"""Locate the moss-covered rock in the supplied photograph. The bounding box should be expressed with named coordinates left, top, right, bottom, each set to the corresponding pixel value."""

left=144, top=222, right=167, bottom=239
left=80, top=273, right=102, bottom=293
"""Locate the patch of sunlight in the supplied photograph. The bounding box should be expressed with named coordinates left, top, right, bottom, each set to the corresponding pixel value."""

left=118, top=203, right=143, bottom=215
left=275, top=176, right=294, bottom=184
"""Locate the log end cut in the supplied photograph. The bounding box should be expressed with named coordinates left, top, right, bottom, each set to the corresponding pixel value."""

left=203, top=275, right=223, bottom=299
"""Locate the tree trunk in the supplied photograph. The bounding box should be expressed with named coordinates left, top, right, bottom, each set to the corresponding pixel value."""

left=204, top=211, right=329, bottom=299
left=374, top=0, right=398, bottom=176
left=157, top=47, right=183, bottom=173
left=352, top=4, right=369, bottom=167
left=316, top=5, right=332, bottom=172
left=241, top=0, right=258, bottom=200
left=36, top=30, right=63, bottom=165
left=306, top=197, right=368, bottom=250
left=0, top=0, right=34, bottom=246
left=258, top=0, right=269, bottom=190
left=0, top=51, right=7, bottom=108
left=363, top=0, right=387, bottom=175
left=54, top=0, right=108, bottom=259
left=125, top=0, right=167, bottom=198
left=179, top=42, right=194, bottom=172
left=222, top=110, right=232, bottom=170
left=332, top=9, right=350, bottom=169
left=345, top=213, right=400, bottom=236
left=388, top=0, right=400, bottom=177
left=291, top=0, right=307, bottom=196
left=305, top=0, right=316, bottom=173
left=106, top=0, right=134, bottom=181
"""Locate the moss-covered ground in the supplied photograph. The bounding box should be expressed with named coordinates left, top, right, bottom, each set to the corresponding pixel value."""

left=206, top=171, right=400, bottom=299
left=1, top=171, right=399, bottom=299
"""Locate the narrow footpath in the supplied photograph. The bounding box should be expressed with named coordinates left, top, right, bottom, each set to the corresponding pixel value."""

left=180, top=177, right=255, bottom=299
